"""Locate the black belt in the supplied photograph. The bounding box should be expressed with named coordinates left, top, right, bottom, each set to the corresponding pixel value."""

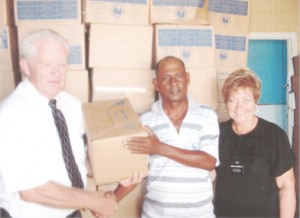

left=0, top=208, right=81, bottom=218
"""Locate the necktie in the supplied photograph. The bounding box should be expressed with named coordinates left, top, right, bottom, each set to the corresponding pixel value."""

left=49, top=99, right=84, bottom=189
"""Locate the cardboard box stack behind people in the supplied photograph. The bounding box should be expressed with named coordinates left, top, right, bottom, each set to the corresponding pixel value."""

left=82, top=98, right=148, bottom=185
left=91, top=68, right=155, bottom=115
left=150, top=0, right=209, bottom=25
left=84, top=0, right=149, bottom=26
left=0, top=26, right=12, bottom=72
left=0, top=1, right=15, bottom=100
left=14, top=0, right=82, bottom=25
left=17, top=24, right=86, bottom=71
left=13, top=0, right=87, bottom=102
left=89, top=24, right=153, bottom=69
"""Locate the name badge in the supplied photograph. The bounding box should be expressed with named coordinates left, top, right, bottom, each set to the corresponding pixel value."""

left=230, top=160, right=245, bottom=174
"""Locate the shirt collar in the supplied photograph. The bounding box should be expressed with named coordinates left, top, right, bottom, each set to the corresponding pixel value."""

left=21, top=78, right=60, bottom=106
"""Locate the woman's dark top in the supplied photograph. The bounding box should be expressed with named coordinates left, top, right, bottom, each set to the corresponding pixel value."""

left=214, top=118, right=294, bottom=217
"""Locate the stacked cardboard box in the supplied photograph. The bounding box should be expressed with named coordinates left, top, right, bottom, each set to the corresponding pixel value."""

left=84, top=0, right=149, bottom=26
left=14, top=0, right=82, bottom=25
left=86, top=0, right=155, bottom=115
left=153, top=4, right=218, bottom=110
left=14, top=0, right=89, bottom=102
left=84, top=2, right=153, bottom=216
left=208, top=0, right=251, bottom=121
left=0, top=1, right=15, bottom=100
left=150, top=0, right=209, bottom=25
left=91, top=68, right=154, bottom=115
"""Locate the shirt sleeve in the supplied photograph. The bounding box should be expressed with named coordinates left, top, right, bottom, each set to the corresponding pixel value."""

left=0, top=108, right=50, bottom=193
left=266, top=123, right=295, bottom=177
left=198, top=109, right=220, bottom=166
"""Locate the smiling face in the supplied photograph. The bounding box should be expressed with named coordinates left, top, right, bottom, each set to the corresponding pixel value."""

left=20, top=38, right=68, bottom=99
left=153, top=57, right=190, bottom=105
left=225, top=87, right=257, bottom=125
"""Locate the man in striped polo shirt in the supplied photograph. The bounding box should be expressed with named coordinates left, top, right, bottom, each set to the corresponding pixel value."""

left=124, top=56, right=219, bottom=218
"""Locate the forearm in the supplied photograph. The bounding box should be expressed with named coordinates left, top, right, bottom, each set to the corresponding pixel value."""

left=160, top=142, right=216, bottom=171
left=279, top=185, right=296, bottom=218
left=114, top=183, right=138, bottom=203
left=19, top=181, right=99, bottom=211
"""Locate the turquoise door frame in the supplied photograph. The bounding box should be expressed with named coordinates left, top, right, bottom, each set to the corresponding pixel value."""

left=248, top=33, right=297, bottom=143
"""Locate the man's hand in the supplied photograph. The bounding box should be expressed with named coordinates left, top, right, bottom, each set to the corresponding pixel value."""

left=119, top=172, right=148, bottom=187
left=123, top=126, right=162, bottom=155
left=91, top=191, right=118, bottom=218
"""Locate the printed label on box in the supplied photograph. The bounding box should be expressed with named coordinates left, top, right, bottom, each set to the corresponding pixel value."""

left=208, top=0, right=250, bottom=34
left=156, top=25, right=215, bottom=68
left=215, top=34, right=248, bottom=67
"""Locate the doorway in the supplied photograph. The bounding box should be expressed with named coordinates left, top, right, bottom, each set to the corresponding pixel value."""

left=247, top=33, right=297, bottom=143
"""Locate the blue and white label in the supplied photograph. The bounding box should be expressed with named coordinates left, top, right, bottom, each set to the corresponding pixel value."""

left=17, top=0, right=78, bottom=20
left=68, top=46, right=82, bottom=65
left=152, top=0, right=204, bottom=8
left=158, top=29, right=212, bottom=47
left=208, top=0, right=248, bottom=16
left=90, top=0, right=147, bottom=4
left=215, top=34, right=246, bottom=51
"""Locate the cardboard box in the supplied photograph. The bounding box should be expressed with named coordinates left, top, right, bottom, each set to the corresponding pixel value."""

left=208, top=0, right=250, bottom=35
left=0, top=0, right=8, bottom=25
left=0, top=26, right=13, bottom=72
left=0, top=71, right=15, bottom=100
left=84, top=0, right=149, bottom=26
left=187, top=68, right=217, bottom=110
left=64, top=70, right=89, bottom=103
left=214, top=33, right=248, bottom=67
left=155, top=25, right=215, bottom=68
left=91, top=68, right=155, bottom=115
left=17, top=24, right=86, bottom=71
left=89, top=24, right=153, bottom=69
left=150, top=0, right=209, bottom=25
left=14, top=0, right=82, bottom=25
left=82, top=98, right=149, bottom=185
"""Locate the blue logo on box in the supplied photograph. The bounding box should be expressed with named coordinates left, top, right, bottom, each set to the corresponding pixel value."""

left=219, top=51, right=228, bottom=61
left=221, top=16, right=230, bottom=25
left=180, top=48, right=192, bottom=60
left=176, top=8, right=186, bottom=19
left=112, top=5, right=124, bottom=17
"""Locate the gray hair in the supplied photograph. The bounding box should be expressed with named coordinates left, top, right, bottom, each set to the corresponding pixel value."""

left=19, top=28, right=69, bottom=60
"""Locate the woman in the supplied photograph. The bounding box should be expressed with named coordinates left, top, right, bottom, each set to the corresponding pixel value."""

left=214, top=69, right=296, bottom=217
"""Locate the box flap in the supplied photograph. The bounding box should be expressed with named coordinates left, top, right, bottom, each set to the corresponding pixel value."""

left=82, top=98, right=143, bottom=140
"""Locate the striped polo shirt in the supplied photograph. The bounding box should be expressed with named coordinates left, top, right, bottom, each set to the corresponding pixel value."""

left=140, top=97, right=219, bottom=218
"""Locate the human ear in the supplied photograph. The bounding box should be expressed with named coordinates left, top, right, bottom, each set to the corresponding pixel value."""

left=152, top=78, right=159, bottom=92
left=19, top=59, right=30, bottom=77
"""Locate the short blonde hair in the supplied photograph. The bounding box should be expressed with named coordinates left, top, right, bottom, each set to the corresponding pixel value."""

left=222, top=69, right=261, bottom=103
